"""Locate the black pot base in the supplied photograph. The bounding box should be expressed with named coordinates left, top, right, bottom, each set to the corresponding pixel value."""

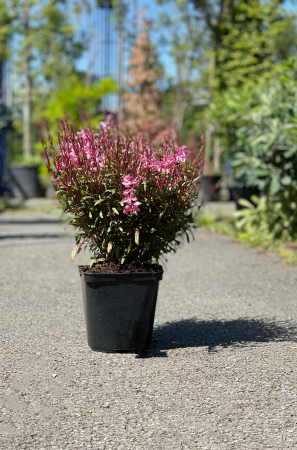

left=90, top=347, right=138, bottom=354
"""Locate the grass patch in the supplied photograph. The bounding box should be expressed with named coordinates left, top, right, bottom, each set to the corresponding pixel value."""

left=197, top=213, right=297, bottom=266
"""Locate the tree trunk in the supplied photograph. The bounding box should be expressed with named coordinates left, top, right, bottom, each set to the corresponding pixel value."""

left=204, top=32, right=217, bottom=172
left=51, top=38, right=58, bottom=91
left=23, top=0, right=31, bottom=158
left=173, top=51, right=185, bottom=133
left=208, top=32, right=216, bottom=98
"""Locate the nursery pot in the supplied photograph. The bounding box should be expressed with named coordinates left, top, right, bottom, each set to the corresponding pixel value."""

left=198, top=175, right=221, bottom=202
left=230, top=185, right=260, bottom=210
left=9, top=165, right=45, bottom=199
left=79, top=267, right=163, bottom=354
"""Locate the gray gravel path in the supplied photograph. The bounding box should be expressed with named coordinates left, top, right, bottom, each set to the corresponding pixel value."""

left=1, top=213, right=297, bottom=449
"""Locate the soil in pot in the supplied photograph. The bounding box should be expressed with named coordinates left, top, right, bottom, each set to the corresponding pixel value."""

left=79, top=262, right=163, bottom=354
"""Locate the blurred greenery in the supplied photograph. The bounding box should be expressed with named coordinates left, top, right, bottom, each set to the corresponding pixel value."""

left=40, top=77, right=116, bottom=131
left=215, top=0, right=294, bottom=90
left=9, top=154, right=43, bottom=166
left=197, top=211, right=297, bottom=266
left=202, top=59, right=297, bottom=239
left=35, top=75, right=117, bottom=185
left=1, top=0, right=117, bottom=171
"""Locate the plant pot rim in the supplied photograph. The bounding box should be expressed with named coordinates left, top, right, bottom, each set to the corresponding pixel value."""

left=79, top=265, right=163, bottom=281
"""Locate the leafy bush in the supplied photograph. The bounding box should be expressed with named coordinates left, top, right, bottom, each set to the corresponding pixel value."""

left=40, top=76, right=117, bottom=131
left=232, top=83, right=297, bottom=194
left=206, top=60, right=297, bottom=239
left=45, top=121, right=203, bottom=265
left=234, top=195, right=297, bottom=243
left=205, top=60, right=297, bottom=191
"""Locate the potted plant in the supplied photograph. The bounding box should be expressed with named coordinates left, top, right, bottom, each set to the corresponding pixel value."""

left=44, top=121, right=203, bottom=353
left=9, top=155, right=46, bottom=199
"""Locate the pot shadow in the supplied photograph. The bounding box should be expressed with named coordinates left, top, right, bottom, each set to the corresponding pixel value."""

left=139, top=317, right=297, bottom=357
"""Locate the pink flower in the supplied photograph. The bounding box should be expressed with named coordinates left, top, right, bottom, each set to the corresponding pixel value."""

left=181, top=145, right=191, bottom=157
left=123, top=202, right=140, bottom=217
left=122, top=189, right=141, bottom=216
left=123, top=188, right=134, bottom=196
left=122, top=191, right=139, bottom=204
left=175, top=146, right=190, bottom=163
left=122, top=175, right=140, bottom=188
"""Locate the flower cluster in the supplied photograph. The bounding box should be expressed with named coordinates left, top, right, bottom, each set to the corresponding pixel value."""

left=122, top=175, right=141, bottom=216
left=45, top=121, right=204, bottom=265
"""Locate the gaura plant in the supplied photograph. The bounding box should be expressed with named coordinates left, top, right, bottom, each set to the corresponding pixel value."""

left=45, top=121, right=204, bottom=265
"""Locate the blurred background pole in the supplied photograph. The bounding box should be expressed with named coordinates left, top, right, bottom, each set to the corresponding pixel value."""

left=23, top=0, right=31, bottom=158
left=0, top=60, right=6, bottom=194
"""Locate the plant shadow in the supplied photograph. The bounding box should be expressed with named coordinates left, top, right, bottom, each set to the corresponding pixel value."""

left=148, top=318, right=297, bottom=354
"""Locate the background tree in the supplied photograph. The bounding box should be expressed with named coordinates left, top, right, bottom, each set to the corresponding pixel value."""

left=124, top=20, right=164, bottom=140
left=190, top=0, right=230, bottom=97
left=34, top=0, right=85, bottom=91
left=6, top=0, right=86, bottom=160
left=189, top=0, right=295, bottom=171
left=215, top=0, right=295, bottom=91
left=156, top=0, right=205, bottom=134
left=0, top=0, right=16, bottom=61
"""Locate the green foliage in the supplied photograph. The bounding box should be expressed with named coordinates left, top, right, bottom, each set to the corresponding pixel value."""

left=2, top=0, right=88, bottom=160
left=34, top=76, right=116, bottom=186
left=33, top=0, right=85, bottom=88
left=11, top=0, right=85, bottom=87
left=216, top=0, right=291, bottom=90
left=235, top=194, right=297, bottom=242
left=40, top=76, right=117, bottom=131
left=0, top=0, right=16, bottom=60
left=156, top=0, right=204, bottom=133
left=198, top=211, right=297, bottom=265
left=234, top=196, right=277, bottom=247
left=205, top=60, right=297, bottom=239
left=10, top=154, right=43, bottom=166
left=206, top=60, right=297, bottom=187
left=230, top=63, right=297, bottom=196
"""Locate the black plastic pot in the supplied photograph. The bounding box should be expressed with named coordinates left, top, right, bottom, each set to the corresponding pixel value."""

left=79, top=267, right=163, bottom=354
left=230, top=186, right=260, bottom=210
left=199, top=175, right=221, bottom=201
left=9, top=165, right=45, bottom=199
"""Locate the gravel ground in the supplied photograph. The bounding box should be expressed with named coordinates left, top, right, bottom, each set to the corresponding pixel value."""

left=1, top=212, right=297, bottom=449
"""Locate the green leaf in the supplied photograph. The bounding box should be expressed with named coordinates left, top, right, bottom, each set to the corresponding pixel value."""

left=135, top=230, right=140, bottom=245
left=89, top=211, right=92, bottom=219
left=237, top=198, right=254, bottom=209
left=250, top=195, right=260, bottom=205
left=270, top=175, right=281, bottom=194
left=94, top=198, right=105, bottom=205
left=90, top=258, right=96, bottom=268
left=99, top=211, right=103, bottom=218
left=281, top=175, right=292, bottom=186
left=112, top=207, right=119, bottom=215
